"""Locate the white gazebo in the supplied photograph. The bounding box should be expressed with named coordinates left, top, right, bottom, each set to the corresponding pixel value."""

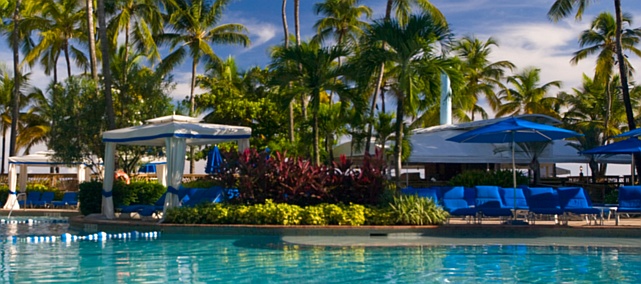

left=2, top=150, right=90, bottom=210
left=100, top=115, right=251, bottom=219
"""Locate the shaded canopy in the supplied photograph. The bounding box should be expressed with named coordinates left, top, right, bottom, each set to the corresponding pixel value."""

left=100, top=115, right=251, bottom=219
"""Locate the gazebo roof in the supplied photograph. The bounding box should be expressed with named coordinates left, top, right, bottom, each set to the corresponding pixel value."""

left=102, top=115, right=252, bottom=146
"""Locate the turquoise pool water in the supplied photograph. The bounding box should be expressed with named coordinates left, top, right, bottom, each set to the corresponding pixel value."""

left=1, top=221, right=640, bottom=283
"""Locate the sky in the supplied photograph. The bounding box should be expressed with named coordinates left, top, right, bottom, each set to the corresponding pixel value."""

left=2, top=0, right=641, bottom=175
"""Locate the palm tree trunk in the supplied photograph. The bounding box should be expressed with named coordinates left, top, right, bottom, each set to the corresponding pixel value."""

left=394, top=94, right=404, bottom=184
left=189, top=59, right=198, bottom=174
left=9, top=0, right=21, bottom=157
left=53, top=55, right=58, bottom=84
left=98, top=0, right=115, bottom=129
left=86, top=0, right=98, bottom=82
left=1, top=128, right=6, bottom=174
left=313, top=104, right=320, bottom=166
left=294, top=0, right=307, bottom=120
left=282, top=0, right=295, bottom=143
left=613, top=0, right=641, bottom=178
left=365, top=0, right=392, bottom=155
left=64, top=42, right=72, bottom=78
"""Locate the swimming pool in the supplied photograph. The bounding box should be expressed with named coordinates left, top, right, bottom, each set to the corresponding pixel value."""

left=1, top=219, right=641, bottom=283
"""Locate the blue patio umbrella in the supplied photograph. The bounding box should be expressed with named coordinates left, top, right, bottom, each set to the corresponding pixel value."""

left=447, top=117, right=583, bottom=220
left=581, top=138, right=641, bottom=184
left=616, top=128, right=641, bottom=138
left=205, top=145, right=224, bottom=174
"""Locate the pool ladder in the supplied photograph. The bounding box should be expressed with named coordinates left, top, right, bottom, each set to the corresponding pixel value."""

left=7, top=193, right=27, bottom=218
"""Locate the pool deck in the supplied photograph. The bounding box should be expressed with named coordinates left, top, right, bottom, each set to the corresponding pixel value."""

left=3, top=209, right=641, bottom=241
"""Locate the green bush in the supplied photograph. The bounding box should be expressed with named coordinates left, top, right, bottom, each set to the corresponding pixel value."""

left=449, top=169, right=528, bottom=188
left=388, top=195, right=448, bottom=225
left=79, top=181, right=103, bottom=215
left=0, top=184, right=9, bottom=205
left=166, top=201, right=386, bottom=226
left=78, top=180, right=166, bottom=215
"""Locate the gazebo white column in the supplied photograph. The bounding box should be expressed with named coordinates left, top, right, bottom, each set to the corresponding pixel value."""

left=155, top=164, right=167, bottom=187
left=162, top=137, right=186, bottom=215
left=101, top=143, right=116, bottom=219
left=2, top=164, right=19, bottom=209
left=18, top=165, right=28, bottom=193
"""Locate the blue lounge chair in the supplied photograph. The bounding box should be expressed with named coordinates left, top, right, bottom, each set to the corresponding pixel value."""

left=32, top=191, right=55, bottom=208
left=120, top=192, right=168, bottom=216
left=616, top=186, right=641, bottom=225
left=475, top=185, right=513, bottom=221
left=441, top=186, right=477, bottom=223
left=500, top=187, right=529, bottom=211
left=18, top=191, right=41, bottom=208
left=525, top=187, right=564, bottom=224
left=557, top=187, right=601, bottom=225
left=182, top=187, right=225, bottom=207
left=52, top=192, right=79, bottom=208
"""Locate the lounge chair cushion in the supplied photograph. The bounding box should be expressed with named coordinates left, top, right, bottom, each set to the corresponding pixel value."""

left=557, top=187, right=599, bottom=215
left=441, top=186, right=477, bottom=216
left=526, top=187, right=563, bottom=215
left=618, top=186, right=641, bottom=213
left=500, top=187, right=529, bottom=210
left=475, top=185, right=512, bottom=217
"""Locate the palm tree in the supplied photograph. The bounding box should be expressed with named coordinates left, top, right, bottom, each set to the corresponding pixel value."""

left=313, top=0, right=372, bottom=48
left=23, top=0, right=89, bottom=81
left=85, top=0, right=98, bottom=81
left=107, top=0, right=164, bottom=88
left=571, top=12, right=641, bottom=139
left=271, top=42, right=348, bottom=165
left=281, top=0, right=295, bottom=143
left=548, top=0, right=639, bottom=140
left=97, top=0, right=116, bottom=129
left=363, top=13, right=450, bottom=182
left=158, top=0, right=250, bottom=116
left=452, top=36, right=514, bottom=120
left=365, top=0, right=445, bottom=154
left=496, top=67, right=562, bottom=118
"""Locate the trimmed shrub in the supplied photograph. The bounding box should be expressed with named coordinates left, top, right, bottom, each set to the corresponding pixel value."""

left=79, top=181, right=103, bottom=215
left=78, top=180, right=166, bottom=215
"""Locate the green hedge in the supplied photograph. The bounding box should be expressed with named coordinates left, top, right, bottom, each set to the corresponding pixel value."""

left=165, top=196, right=448, bottom=226
left=449, top=169, right=528, bottom=188
left=78, top=181, right=166, bottom=215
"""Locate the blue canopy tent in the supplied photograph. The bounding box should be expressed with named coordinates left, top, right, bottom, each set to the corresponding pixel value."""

left=447, top=117, right=583, bottom=221
left=581, top=138, right=641, bottom=185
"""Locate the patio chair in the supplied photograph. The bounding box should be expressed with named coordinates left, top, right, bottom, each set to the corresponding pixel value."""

left=474, top=185, right=512, bottom=222
left=18, top=191, right=41, bottom=208
left=557, top=187, right=601, bottom=225
left=500, top=187, right=530, bottom=221
left=32, top=191, right=55, bottom=208
left=441, top=186, right=477, bottom=223
left=119, top=192, right=168, bottom=217
left=524, top=187, right=564, bottom=224
left=52, top=192, right=79, bottom=208
left=616, top=185, right=641, bottom=225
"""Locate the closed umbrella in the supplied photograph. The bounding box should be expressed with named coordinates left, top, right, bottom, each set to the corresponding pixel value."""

left=447, top=117, right=583, bottom=220
left=205, top=145, right=224, bottom=174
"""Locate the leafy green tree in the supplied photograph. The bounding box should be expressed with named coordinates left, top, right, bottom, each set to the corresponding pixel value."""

left=452, top=36, right=514, bottom=121
left=362, top=13, right=450, bottom=182
left=23, top=0, right=88, bottom=81
left=496, top=67, right=562, bottom=118
left=157, top=0, right=250, bottom=116
left=48, top=76, right=106, bottom=169
left=271, top=42, right=348, bottom=165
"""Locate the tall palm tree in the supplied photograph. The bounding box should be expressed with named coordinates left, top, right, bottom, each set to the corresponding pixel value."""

left=108, top=0, right=163, bottom=70
left=548, top=0, right=639, bottom=140
left=365, top=0, right=445, bottom=154
left=271, top=42, right=348, bottom=165
left=363, top=13, right=450, bottom=182
left=23, top=0, right=89, bottom=81
left=313, top=0, right=372, bottom=48
left=158, top=0, right=250, bottom=116
left=97, top=0, right=115, bottom=129
left=571, top=12, right=641, bottom=139
left=281, top=0, right=295, bottom=143
left=158, top=0, right=249, bottom=173
left=496, top=67, right=562, bottom=118
left=85, top=0, right=98, bottom=81
left=452, top=36, right=515, bottom=120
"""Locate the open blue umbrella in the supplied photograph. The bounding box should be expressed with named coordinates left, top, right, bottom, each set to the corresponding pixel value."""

left=581, top=138, right=641, bottom=184
left=205, top=145, right=224, bottom=174
left=616, top=128, right=641, bottom=138
left=447, top=117, right=583, bottom=220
